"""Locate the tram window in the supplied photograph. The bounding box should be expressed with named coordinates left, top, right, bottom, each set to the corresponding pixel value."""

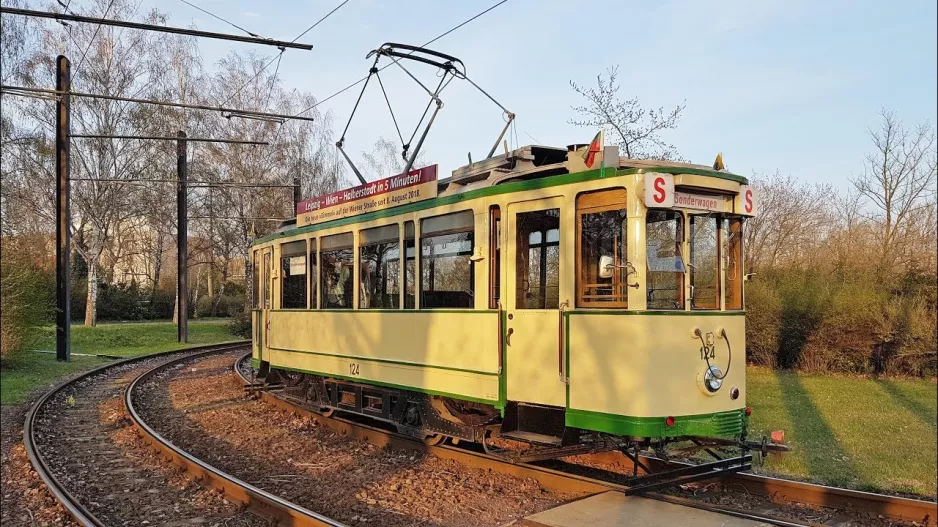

left=646, top=211, right=685, bottom=310
left=420, top=210, right=475, bottom=309
left=252, top=250, right=260, bottom=309
left=489, top=206, right=501, bottom=309
left=516, top=209, right=560, bottom=309
left=308, top=239, right=318, bottom=309
left=360, top=224, right=401, bottom=309
left=690, top=215, right=719, bottom=310
left=321, top=232, right=354, bottom=309
left=576, top=189, right=628, bottom=308
left=404, top=222, right=416, bottom=309
left=280, top=240, right=308, bottom=309
left=725, top=218, right=744, bottom=310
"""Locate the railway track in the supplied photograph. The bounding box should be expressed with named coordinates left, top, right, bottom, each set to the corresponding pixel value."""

left=22, top=341, right=302, bottom=527
left=230, top=352, right=936, bottom=527
left=25, top=344, right=935, bottom=527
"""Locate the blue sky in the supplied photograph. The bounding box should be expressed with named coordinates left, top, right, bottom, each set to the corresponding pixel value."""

left=151, top=0, right=937, bottom=189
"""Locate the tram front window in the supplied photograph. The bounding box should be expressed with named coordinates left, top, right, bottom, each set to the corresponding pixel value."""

left=724, top=218, right=744, bottom=310
left=646, top=211, right=685, bottom=310
left=690, top=215, right=719, bottom=309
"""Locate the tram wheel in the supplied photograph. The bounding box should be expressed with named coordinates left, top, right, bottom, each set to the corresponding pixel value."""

left=319, top=407, right=335, bottom=418
left=280, top=370, right=305, bottom=387
left=423, top=433, right=445, bottom=446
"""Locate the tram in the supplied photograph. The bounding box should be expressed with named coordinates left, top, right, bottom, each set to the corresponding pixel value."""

left=248, top=138, right=760, bottom=464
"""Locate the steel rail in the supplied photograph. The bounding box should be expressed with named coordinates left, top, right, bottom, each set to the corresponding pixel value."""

left=22, top=341, right=250, bottom=527
left=126, top=348, right=345, bottom=527
left=233, top=353, right=937, bottom=527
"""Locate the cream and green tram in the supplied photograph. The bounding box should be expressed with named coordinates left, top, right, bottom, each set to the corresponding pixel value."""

left=249, top=144, right=757, bottom=453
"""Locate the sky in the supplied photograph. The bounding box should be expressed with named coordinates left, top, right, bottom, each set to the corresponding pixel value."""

left=146, top=0, right=937, bottom=190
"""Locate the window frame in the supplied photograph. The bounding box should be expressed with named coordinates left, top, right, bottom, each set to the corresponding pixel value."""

left=689, top=214, right=721, bottom=311
left=645, top=209, right=686, bottom=311
left=724, top=217, right=745, bottom=310
left=575, top=188, right=629, bottom=309
left=359, top=223, right=402, bottom=309
left=515, top=208, right=561, bottom=310
left=419, top=210, right=476, bottom=310
left=279, top=240, right=309, bottom=310
left=320, top=232, right=355, bottom=310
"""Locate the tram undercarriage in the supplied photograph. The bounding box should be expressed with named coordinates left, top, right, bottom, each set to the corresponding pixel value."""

left=255, top=367, right=782, bottom=493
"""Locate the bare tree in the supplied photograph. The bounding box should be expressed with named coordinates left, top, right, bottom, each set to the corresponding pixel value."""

left=6, top=0, right=168, bottom=325
left=361, top=137, right=428, bottom=178
left=852, top=108, right=937, bottom=271
left=744, top=171, right=835, bottom=271
left=569, top=66, right=685, bottom=160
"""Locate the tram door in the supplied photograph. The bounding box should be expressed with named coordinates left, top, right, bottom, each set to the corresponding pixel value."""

left=505, top=199, right=566, bottom=407
left=257, top=248, right=272, bottom=361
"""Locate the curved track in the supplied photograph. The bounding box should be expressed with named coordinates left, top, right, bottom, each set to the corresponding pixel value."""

left=233, top=353, right=936, bottom=527
left=24, top=342, right=332, bottom=527
left=125, top=347, right=344, bottom=527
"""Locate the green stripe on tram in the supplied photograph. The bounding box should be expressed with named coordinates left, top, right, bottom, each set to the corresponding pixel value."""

left=253, top=166, right=748, bottom=245
left=565, top=408, right=746, bottom=438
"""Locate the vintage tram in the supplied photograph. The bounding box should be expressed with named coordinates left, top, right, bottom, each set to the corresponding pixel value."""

left=249, top=141, right=759, bottom=467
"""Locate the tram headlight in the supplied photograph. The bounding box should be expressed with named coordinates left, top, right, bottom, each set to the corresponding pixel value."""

left=704, top=366, right=723, bottom=393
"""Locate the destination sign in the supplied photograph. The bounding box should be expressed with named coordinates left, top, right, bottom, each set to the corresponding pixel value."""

left=673, top=191, right=726, bottom=212
left=296, top=165, right=438, bottom=227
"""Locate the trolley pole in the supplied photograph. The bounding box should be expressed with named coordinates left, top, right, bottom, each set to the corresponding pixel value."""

left=176, top=131, right=188, bottom=343
left=55, top=55, right=71, bottom=362
left=293, top=175, right=301, bottom=216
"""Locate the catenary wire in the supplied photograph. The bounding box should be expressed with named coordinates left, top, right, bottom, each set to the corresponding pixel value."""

left=218, top=0, right=351, bottom=108
left=289, top=0, right=509, bottom=120
left=178, top=0, right=262, bottom=38
left=73, top=0, right=116, bottom=82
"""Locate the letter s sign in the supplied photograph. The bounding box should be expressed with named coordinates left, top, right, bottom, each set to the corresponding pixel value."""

left=643, top=173, right=674, bottom=208
left=737, top=185, right=756, bottom=216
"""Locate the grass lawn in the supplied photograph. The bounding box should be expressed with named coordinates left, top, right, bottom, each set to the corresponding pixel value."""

left=747, top=366, right=937, bottom=498
left=1, top=319, right=240, bottom=406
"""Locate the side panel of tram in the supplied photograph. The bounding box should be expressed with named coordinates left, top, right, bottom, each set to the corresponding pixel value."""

left=251, top=166, right=752, bottom=439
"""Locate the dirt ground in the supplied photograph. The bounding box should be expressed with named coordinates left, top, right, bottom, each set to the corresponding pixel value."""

left=134, top=353, right=586, bottom=526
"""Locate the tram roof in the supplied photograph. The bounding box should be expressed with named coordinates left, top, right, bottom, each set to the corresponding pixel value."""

left=255, top=144, right=748, bottom=245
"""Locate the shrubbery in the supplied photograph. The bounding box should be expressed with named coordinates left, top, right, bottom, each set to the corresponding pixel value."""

left=0, top=238, right=54, bottom=362
left=227, top=310, right=252, bottom=339
left=746, top=269, right=937, bottom=376
left=195, top=293, right=246, bottom=318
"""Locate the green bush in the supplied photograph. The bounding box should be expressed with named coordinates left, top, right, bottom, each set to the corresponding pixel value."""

left=745, top=269, right=937, bottom=375
left=744, top=279, right=781, bottom=368
left=195, top=293, right=246, bottom=318
left=1, top=239, right=54, bottom=363
left=227, top=310, right=252, bottom=339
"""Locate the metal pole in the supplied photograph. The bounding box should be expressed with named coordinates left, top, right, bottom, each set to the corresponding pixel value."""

left=55, top=55, right=71, bottom=362
left=177, top=131, right=188, bottom=343
left=293, top=176, right=301, bottom=215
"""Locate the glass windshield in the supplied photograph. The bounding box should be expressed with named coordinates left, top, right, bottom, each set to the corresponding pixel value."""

left=690, top=215, right=719, bottom=309
left=646, top=211, right=684, bottom=309
left=724, top=217, right=744, bottom=310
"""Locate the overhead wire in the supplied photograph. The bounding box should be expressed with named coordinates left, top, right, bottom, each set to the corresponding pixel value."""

left=218, top=0, right=351, bottom=109
left=73, top=0, right=116, bottom=82
left=290, top=0, right=509, bottom=121
left=178, top=0, right=262, bottom=38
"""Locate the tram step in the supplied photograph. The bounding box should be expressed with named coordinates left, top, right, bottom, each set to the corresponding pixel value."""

left=501, top=430, right=564, bottom=447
